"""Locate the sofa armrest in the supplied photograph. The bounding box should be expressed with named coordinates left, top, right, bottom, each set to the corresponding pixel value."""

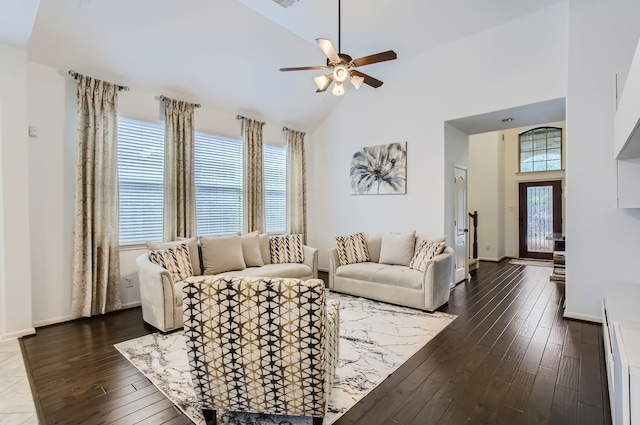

left=136, top=253, right=177, bottom=332
left=422, top=246, right=455, bottom=311
left=327, top=247, right=340, bottom=289
left=303, top=245, right=319, bottom=279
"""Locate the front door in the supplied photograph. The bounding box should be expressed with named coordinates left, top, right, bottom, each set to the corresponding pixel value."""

left=454, top=165, right=468, bottom=283
left=518, top=180, right=562, bottom=259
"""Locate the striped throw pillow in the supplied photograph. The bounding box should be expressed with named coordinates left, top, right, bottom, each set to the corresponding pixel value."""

left=269, top=234, right=304, bottom=264
left=148, top=242, right=194, bottom=282
left=335, top=233, right=370, bottom=266
left=409, top=240, right=446, bottom=272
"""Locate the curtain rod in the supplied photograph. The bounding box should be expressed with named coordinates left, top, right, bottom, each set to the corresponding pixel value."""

left=159, top=95, right=201, bottom=108
left=236, top=115, right=266, bottom=125
left=68, top=70, right=129, bottom=91
left=282, top=126, right=306, bottom=135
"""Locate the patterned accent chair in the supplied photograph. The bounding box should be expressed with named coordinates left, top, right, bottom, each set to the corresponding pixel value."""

left=183, top=276, right=340, bottom=425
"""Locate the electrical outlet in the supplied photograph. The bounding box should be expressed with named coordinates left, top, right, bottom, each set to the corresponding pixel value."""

left=485, top=244, right=491, bottom=251
left=125, top=277, right=133, bottom=288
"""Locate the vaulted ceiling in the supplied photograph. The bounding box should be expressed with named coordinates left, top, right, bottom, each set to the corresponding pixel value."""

left=2, top=0, right=566, bottom=131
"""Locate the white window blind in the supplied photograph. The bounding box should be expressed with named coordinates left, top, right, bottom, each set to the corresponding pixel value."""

left=194, top=132, right=243, bottom=236
left=264, top=144, right=287, bottom=234
left=117, top=117, right=164, bottom=245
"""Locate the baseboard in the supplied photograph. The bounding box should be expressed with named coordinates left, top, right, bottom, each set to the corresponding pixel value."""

left=562, top=310, right=602, bottom=324
left=121, top=301, right=141, bottom=309
left=478, top=255, right=509, bottom=262
left=33, top=315, right=74, bottom=328
left=0, top=327, right=36, bottom=341
left=318, top=267, right=329, bottom=273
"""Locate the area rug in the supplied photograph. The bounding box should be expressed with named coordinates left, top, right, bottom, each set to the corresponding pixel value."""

left=115, top=292, right=456, bottom=425
left=509, top=259, right=553, bottom=267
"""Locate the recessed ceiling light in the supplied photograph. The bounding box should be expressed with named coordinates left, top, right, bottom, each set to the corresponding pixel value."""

left=502, top=117, right=514, bottom=122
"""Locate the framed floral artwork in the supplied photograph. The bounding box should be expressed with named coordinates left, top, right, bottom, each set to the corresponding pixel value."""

left=350, top=142, right=407, bottom=195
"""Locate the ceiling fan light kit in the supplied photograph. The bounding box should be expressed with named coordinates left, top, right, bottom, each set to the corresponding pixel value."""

left=279, top=0, right=397, bottom=96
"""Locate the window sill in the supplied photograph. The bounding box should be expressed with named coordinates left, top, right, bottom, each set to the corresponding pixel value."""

left=516, top=169, right=566, bottom=175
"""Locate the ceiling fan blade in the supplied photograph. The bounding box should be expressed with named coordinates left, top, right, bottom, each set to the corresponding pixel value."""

left=316, top=38, right=341, bottom=63
left=280, top=66, right=328, bottom=72
left=352, top=50, right=397, bottom=67
left=351, top=70, right=383, bottom=88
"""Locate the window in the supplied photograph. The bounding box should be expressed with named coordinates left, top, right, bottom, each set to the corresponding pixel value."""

left=117, top=117, right=165, bottom=245
left=194, top=132, right=243, bottom=236
left=263, top=144, right=287, bottom=234
left=519, top=127, right=562, bottom=172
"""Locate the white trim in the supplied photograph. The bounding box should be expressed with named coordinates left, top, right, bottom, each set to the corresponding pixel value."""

left=33, top=315, right=73, bottom=328
left=0, top=327, right=36, bottom=341
left=318, top=267, right=329, bottom=273
left=478, top=255, right=509, bottom=262
left=563, top=310, right=602, bottom=324
left=122, top=301, right=141, bottom=309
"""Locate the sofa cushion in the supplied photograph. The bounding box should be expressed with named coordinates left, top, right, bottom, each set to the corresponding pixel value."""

left=200, top=234, right=246, bottom=275
left=410, top=240, right=446, bottom=272
left=270, top=234, right=304, bottom=264
left=259, top=233, right=271, bottom=265
left=379, top=231, right=416, bottom=266
left=148, top=242, right=194, bottom=283
left=336, top=262, right=423, bottom=290
left=215, top=263, right=313, bottom=279
left=365, top=234, right=382, bottom=263
left=241, top=231, right=264, bottom=267
left=147, top=237, right=201, bottom=276
left=335, top=232, right=370, bottom=266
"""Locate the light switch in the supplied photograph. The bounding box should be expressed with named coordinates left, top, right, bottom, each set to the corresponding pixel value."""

left=28, top=126, right=38, bottom=137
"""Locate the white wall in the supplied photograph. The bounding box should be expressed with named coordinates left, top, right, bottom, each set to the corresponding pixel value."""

left=565, top=0, right=640, bottom=322
left=0, top=42, right=34, bottom=339
left=27, top=62, right=310, bottom=326
left=308, top=3, right=568, bottom=270
left=468, top=131, right=505, bottom=261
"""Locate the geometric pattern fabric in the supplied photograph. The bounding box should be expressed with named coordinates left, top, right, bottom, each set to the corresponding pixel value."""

left=148, top=242, right=194, bottom=282
left=269, top=234, right=304, bottom=264
left=182, top=276, right=339, bottom=421
left=409, top=240, right=446, bottom=272
left=335, top=232, right=370, bottom=266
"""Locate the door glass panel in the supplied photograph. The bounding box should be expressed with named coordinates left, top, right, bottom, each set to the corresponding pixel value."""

left=527, top=185, right=553, bottom=253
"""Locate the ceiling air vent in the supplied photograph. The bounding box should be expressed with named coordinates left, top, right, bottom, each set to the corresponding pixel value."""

left=272, top=0, right=298, bottom=8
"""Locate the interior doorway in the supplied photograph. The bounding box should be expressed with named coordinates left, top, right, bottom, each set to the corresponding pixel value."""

left=518, top=180, right=562, bottom=259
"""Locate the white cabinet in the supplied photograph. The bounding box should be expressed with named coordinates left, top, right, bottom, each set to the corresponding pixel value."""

left=603, top=283, right=640, bottom=425
left=614, top=36, right=640, bottom=208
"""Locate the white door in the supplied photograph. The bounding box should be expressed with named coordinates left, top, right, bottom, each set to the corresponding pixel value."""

left=454, top=165, right=468, bottom=283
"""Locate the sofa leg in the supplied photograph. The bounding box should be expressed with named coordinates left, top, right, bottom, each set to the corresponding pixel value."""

left=312, top=416, right=323, bottom=425
left=202, top=409, right=217, bottom=425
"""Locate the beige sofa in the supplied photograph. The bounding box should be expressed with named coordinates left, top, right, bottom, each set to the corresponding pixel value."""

left=328, top=232, right=454, bottom=312
left=137, top=232, right=318, bottom=332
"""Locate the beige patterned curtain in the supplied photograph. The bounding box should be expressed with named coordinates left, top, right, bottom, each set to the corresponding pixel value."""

left=242, top=118, right=265, bottom=233
left=286, top=129, right=307, bottom=242
left=163, top=98, right=196, bottom=240
left=71, top=75, right=121, bottom=318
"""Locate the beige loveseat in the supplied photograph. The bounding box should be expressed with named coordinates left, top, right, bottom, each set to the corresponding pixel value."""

left=328, top=232, right=454, bottom=312
left=137, top=232, right=318, bottom=332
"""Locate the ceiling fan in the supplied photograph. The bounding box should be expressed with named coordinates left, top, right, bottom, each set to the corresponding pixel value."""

left=279, top=0, right=397, bottom=96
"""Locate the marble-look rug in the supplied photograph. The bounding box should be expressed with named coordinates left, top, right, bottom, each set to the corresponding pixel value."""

left=115, top=292, right=456, bottom=425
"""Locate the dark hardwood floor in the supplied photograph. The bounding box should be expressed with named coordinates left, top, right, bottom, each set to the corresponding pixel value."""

left=20, top=260, right=611, bottom=425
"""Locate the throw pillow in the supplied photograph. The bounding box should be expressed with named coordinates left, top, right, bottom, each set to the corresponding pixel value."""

left=148, top=242, right=193, bottom=282
left=335, top=232, right=370, bottom=266
left=270, top=234, right=304, bottom=264
left=379, top=231, right=416, bottom=266
left=241, top=231, right=264, bottom=267
left=147, top=237, right=201, bottom=276
left=409, top=240, right=446, bottom=272
left=200, top=234, right=247, bottom=275
left=259, top=233, right=271, bottom=265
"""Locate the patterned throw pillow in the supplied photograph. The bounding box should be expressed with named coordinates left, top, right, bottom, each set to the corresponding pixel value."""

left=269, top=234, right=304, bottom=264
left=148, top=242, right=194, bottom=282
left=335, top=233, right=370, bottom=266
left=409, top=240, right=446, bottom=272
